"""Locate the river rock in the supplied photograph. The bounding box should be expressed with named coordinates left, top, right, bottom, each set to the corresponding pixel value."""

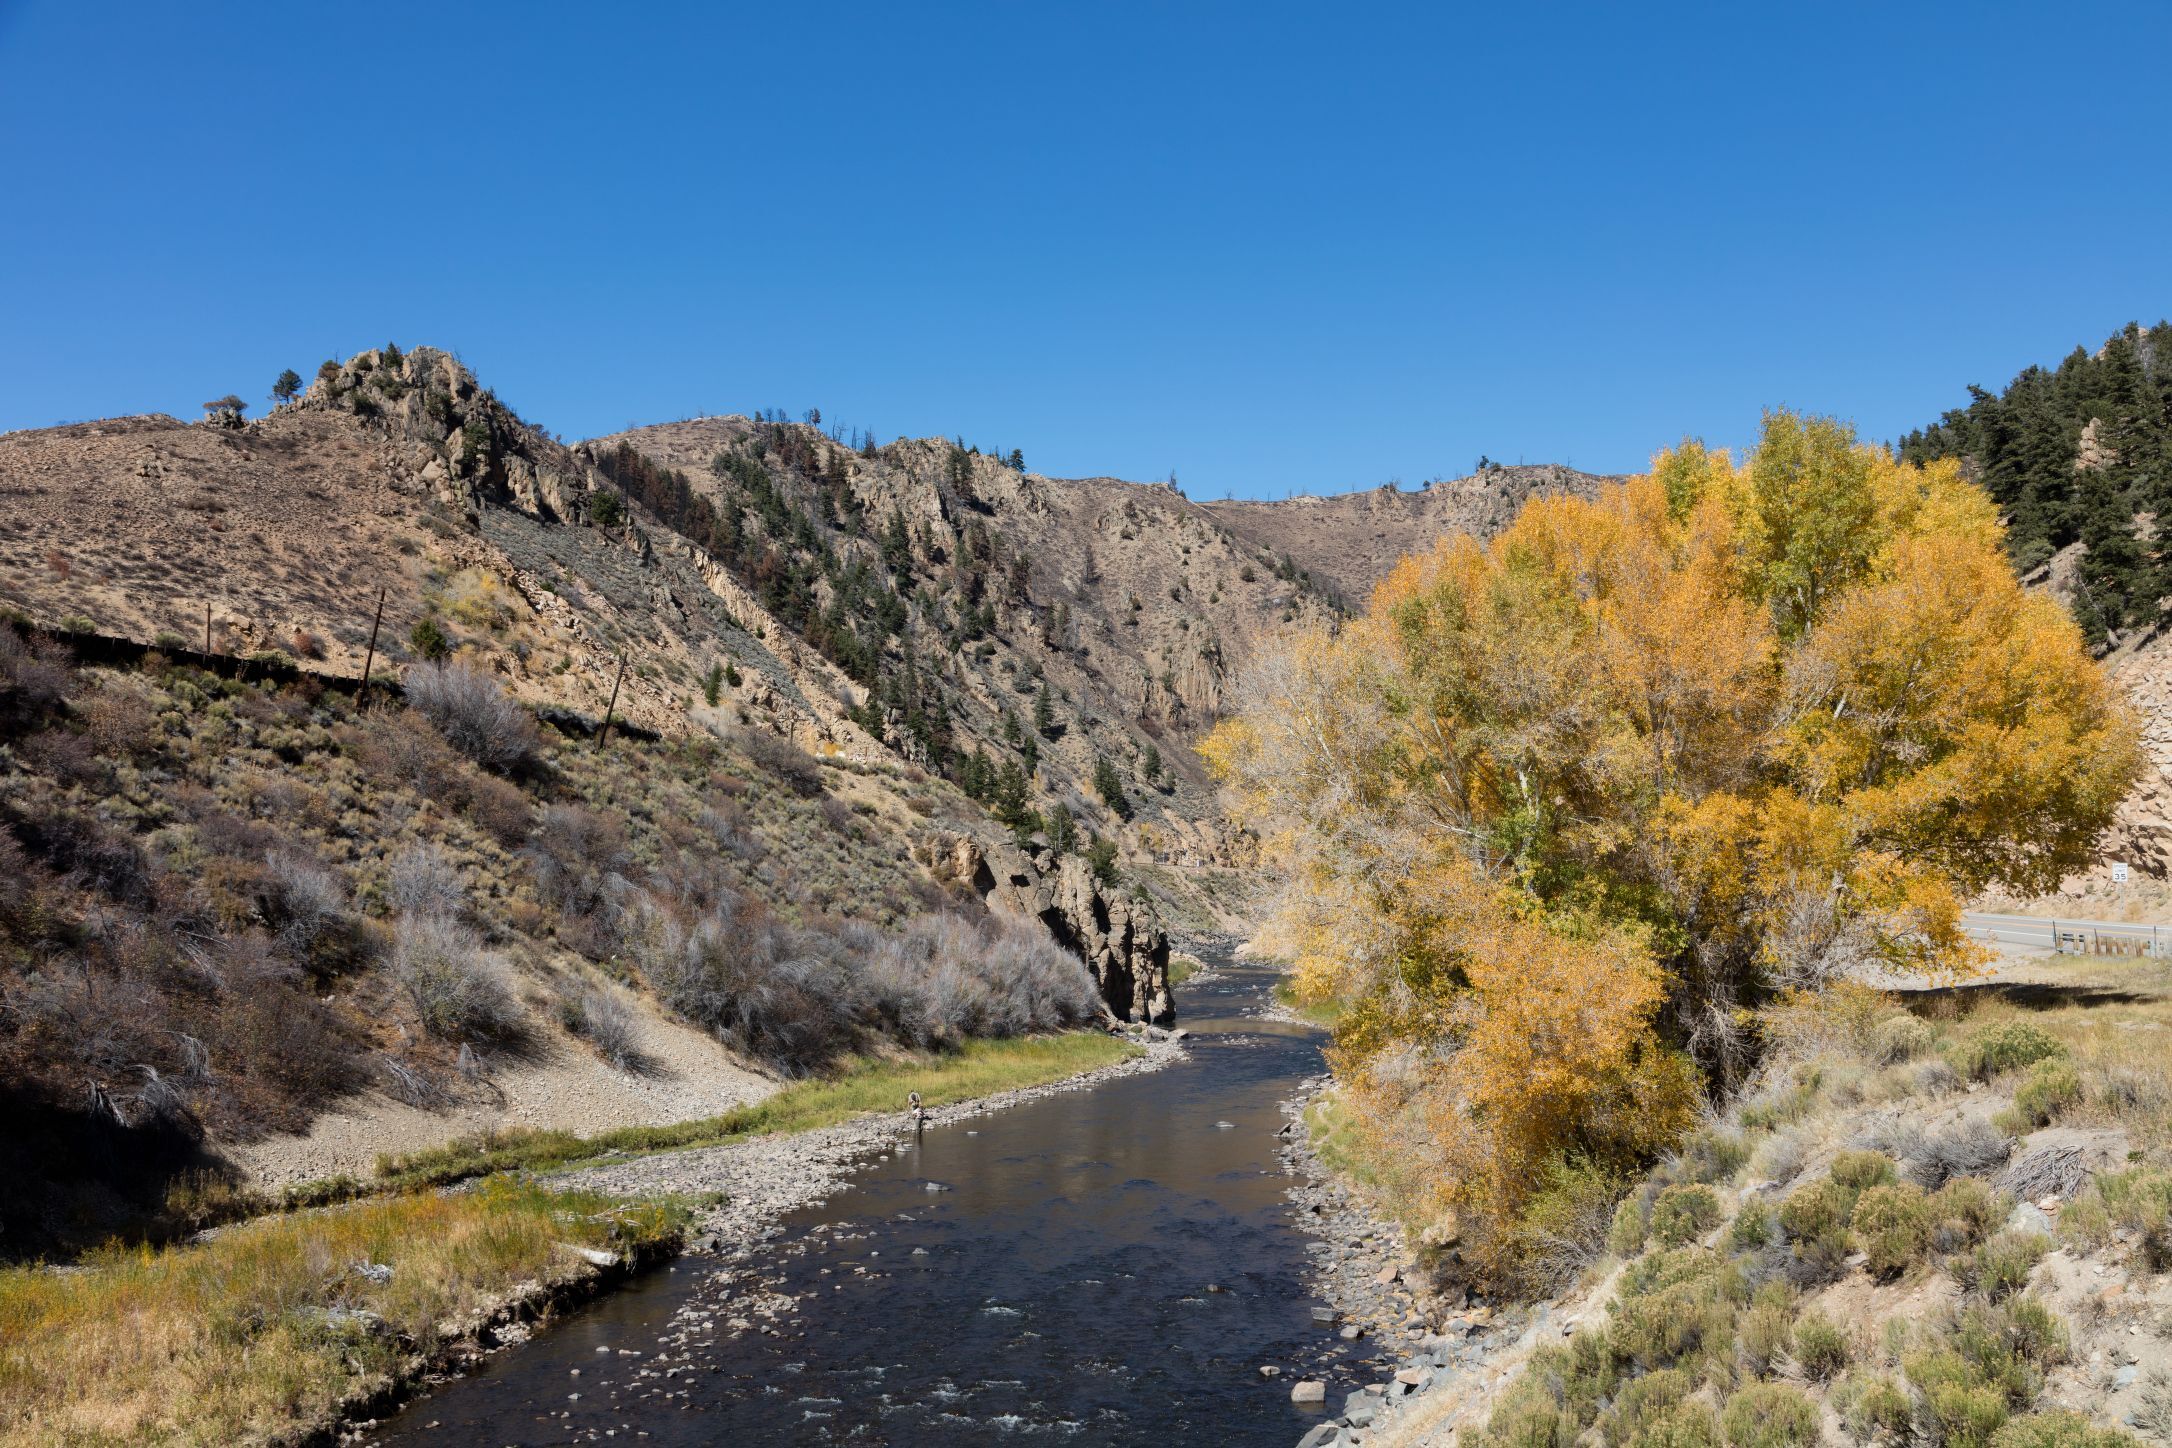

left=1291, top=1380, right=1327, bottom=1404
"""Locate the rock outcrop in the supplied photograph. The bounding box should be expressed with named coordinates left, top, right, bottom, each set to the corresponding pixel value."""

left=919, top=831, right=1176, bottom=1024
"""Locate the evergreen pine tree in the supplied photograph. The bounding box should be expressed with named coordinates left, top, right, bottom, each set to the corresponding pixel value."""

left=1044, top=803, right=1078, bottom=853
left=1092, top=755, right=1132, bottom=821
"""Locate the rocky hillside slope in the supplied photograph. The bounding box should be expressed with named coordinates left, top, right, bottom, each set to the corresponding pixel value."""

left=0, top=348, right=1609, bottom=900
left=585, top=416, right=1348, bottom=876
left=1200, top=464, right=1616, bottom=608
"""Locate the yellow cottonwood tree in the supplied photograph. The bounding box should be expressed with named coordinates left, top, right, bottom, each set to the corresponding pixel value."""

left=1207, top=412, right=2141, bottom=1283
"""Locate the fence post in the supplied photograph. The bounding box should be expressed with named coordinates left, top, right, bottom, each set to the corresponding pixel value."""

left=598, top=655, right=627, bottom=746
left=359, top=586, right=387, bottom=702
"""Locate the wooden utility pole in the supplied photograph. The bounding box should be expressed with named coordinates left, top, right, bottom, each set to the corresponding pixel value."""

left=598, top=655, right=628, bottom=745
left=358, top=586, right=387, bottom=701
left=202, top=602, right=212, bottom=665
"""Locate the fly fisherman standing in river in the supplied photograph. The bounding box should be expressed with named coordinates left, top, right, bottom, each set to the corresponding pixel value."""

left=908, top=1089, right=924, bottom=1130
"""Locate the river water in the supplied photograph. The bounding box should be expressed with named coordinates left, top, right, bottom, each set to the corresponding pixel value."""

left=371, top=955, right=1382, bottom=1446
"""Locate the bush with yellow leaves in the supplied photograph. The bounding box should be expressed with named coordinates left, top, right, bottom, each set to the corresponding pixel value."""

left=1208, top=411, right=2140, bottom=1286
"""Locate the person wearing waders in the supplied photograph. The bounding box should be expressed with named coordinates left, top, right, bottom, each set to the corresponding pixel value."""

left=908, top=1089, right=924, bottom=1130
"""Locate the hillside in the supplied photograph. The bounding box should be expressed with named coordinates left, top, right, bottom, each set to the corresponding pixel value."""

left=1894, top=323, right=2172, bottom=911
left=581, top=415, right=1348, bottom=877
left=1200, top=463, right=1617, bottom=607
left=1902, top=320, right=2172, bottom=646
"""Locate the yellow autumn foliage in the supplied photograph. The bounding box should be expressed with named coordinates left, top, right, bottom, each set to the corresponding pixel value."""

left=1207, top=411, right=2142, bottom=1283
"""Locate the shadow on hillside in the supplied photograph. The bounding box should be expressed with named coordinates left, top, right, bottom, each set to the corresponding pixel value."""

left=0, top=1083, right=235, bottom=1264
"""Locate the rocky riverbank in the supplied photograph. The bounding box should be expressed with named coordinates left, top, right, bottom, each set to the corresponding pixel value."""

left=1276, top=1076, right=1537, bottom=1448
left=557, top=1029, right=1186, bottom=1270
left=352, top=1035, right=1187, bottom=1433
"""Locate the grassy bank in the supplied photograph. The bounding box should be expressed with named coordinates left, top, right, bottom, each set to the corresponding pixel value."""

left=0, top=1179, right=684, bottom=1447
left=1274, top=978, right=1345, bottom=1028
left=359, top=1031, right=1140, bottom=1194
left=0, top=1032, right=1138, bottom=1445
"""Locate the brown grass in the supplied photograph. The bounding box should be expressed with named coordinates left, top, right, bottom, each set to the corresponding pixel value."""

left=0, top=1179, right=685, bottom=1447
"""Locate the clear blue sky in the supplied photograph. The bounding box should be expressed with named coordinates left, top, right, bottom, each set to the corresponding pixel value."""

left=3, top=3, right=2166, bottom=499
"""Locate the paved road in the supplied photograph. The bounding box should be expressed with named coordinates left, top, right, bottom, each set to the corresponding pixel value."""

left=1963, top=910, right=2168, bottom=957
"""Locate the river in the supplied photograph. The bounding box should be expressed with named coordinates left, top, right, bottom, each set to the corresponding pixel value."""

left=369, top=953, right=1381, bottom=1445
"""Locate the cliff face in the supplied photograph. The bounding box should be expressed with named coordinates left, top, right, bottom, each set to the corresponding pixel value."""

left=919, top=831, right=1174, bottom=1025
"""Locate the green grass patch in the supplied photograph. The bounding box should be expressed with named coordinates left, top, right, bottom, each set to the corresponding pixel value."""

left=367, top=1032, right=1139, bottom=1193
left=0, top=1178, right=684, bottom=1446
left=1304, top=1093, right=1383, bottom=1190
left=1273, top=978, right=1345, bottom=1028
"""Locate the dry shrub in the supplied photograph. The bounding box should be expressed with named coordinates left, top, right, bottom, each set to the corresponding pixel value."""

left=632, top=890, right=1096, bottom=1075
left=526, top=805, right=629, bottom=957
left=2, top=857, right=367, bottom=1145
left=735, top=727, right=824, bottom=795
left=1760, top=981, right=1893, bottom=1064
left=0, top=624, right=72, bottom=724
left=9, top=802, right=157, bottom=909
left=403, top=661, right=537, bottom=774
left=209, top=980, right=366, bottom=1133
left=463, top=771, right=535, bottom=847
left=386, top=843, right=463, bottom=921
left=637, top=897, right=851, bottom=1075
left=76, top=685, right=159, bottom=760
left=698, top=798, right=760, bottom=860
left=18, top=727, right=107, bottom=787
left=860, top=913, right=1101, bottom=1047
left=0, top=828, right=27, bottom=927
left=1912, top=1119, right=2012, bottom=1189
left=561, top=984, right=641, bottom=1072
left=345, top=711, right=533, bottom=845
left=391, top=914, right=520, bottom=1042
left=258, top=850, right=357, bottom=971
left=819, top=794, right=857, bottom=836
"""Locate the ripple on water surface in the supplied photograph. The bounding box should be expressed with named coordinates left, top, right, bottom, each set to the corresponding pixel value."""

left=366, top=960, right=1389, bottom=1446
